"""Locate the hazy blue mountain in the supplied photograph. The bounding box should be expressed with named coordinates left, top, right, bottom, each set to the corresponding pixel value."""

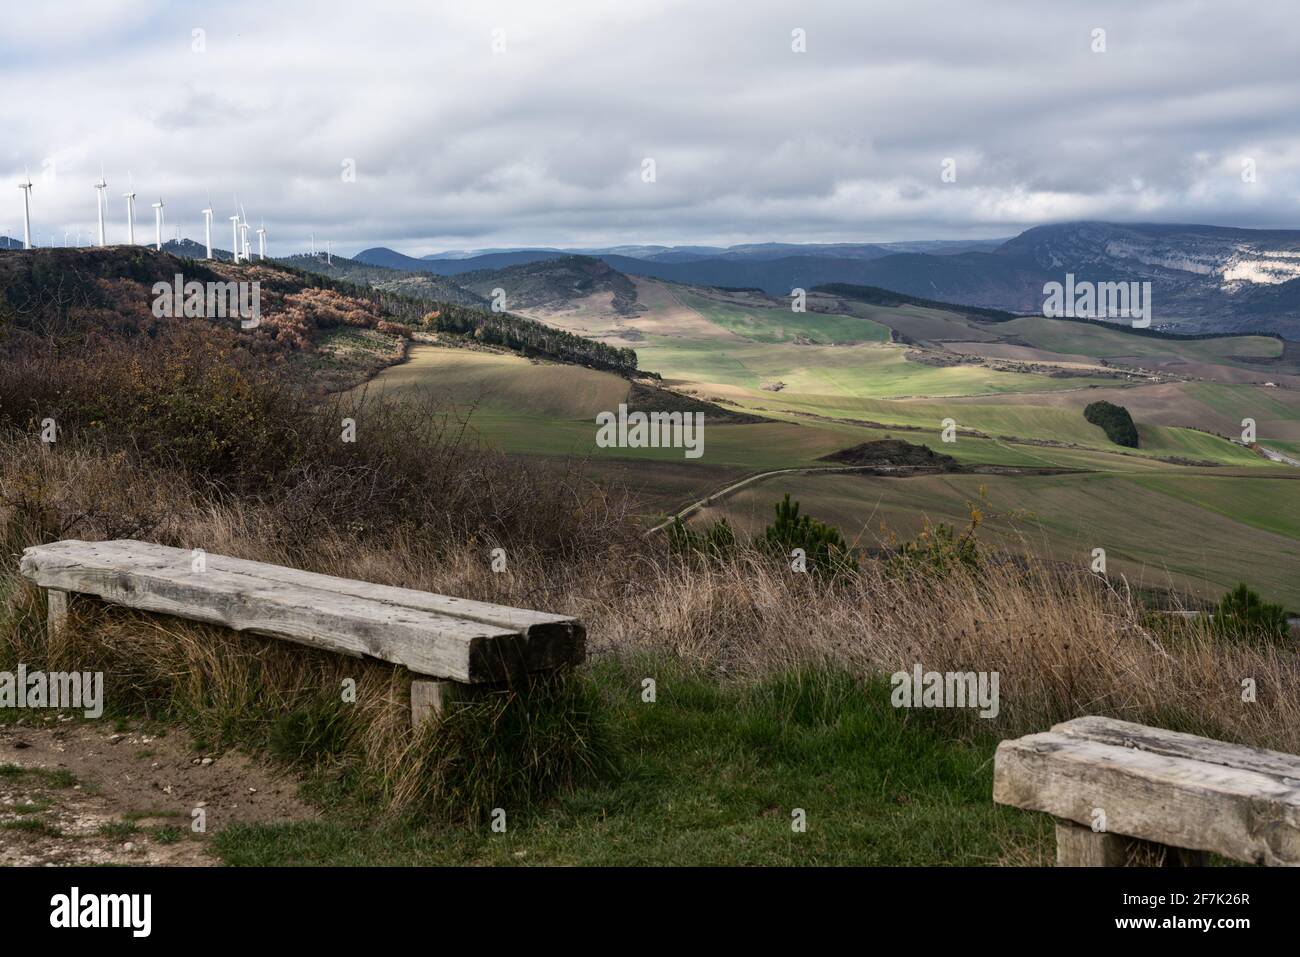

left=454, top=255, right=638, bottom=314
left=357, top=247, right=566, bottom=273
left=354, top=223, right=1300, bottom=336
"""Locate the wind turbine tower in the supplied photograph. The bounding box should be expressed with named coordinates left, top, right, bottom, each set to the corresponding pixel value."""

left=151, top=198, right=164, bottom=251
left=238, top=202, right=251, bottom=262
left=94, top=168, right=109, bottom=246
left=123, top=180, right=137, bottom=246
left=256, top=221, right=266, bottom=260
left=18, top=171, right=33, bottom=249
left=326, top=240, right=332, bottom=266
left=230, top=214, right=241, bottom=262
left=202, top=204, right=214, bottom=259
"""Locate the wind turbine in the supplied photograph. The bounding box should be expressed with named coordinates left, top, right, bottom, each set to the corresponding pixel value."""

left=123, top=173, right=137, bottom=246
left=151, top=198, right=164, bottom=251
left=310, top=232, right=315, bottom=256
left=94, top=167, right=109, bottom=246
left=201, top=194, right=214, bottom=259
left=238, top=201, right=251, bottom=262
left=229, top=213, right=241, bottom=262
left=18, top=170, right=33, bottom=249
left=326, top=239, right=332, bottom=266
left=256, top=220, right=266, bottom=260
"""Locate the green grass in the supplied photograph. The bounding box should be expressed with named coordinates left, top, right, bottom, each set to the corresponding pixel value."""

left=1000, top=317, right=1283, bottom=365
left=693, top=470, right=1300, bottom=608
left=2, top=818, right=64, bottom=838
left=357, top=345, right=631, bottom=418
left=1127, top=473, right=1300, bottom=539
left=675, top=290, right=891, bottom=345
left=212, top=661, right=1046, bottom=866
left=638, top=336, right=1111, bottom=399
left=150, top=825, right=187, bottom=845
left=0, top=764, right=79, bottom=789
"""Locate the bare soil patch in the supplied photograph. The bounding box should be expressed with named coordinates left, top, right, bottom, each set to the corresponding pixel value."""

left=0, top=716, right=314, bottom=866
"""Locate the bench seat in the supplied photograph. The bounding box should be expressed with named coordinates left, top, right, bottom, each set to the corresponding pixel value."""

left=994, top=716, right=1300, bottom=866
left=19, top=539, right=584, bottom=684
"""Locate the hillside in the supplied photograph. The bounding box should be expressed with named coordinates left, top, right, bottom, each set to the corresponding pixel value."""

left=279, top=252, right=487, bottom=307
left=0, top=247, right=638, bottom=384
left=454, top=255, right=641, bottom=315
left=355, top=247, right=566, bottom=273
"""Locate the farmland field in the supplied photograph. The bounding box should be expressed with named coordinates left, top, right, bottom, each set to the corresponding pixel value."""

left=689, top=469, right=1300, bottom=607
left=359, top=279, right=1300, bottom=608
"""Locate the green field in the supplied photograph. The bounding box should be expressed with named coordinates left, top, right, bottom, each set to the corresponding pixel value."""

left=357, top=283, right=1300, bottom=610
left=639, top=337, right=1116, bottom=398
left=999, top=316, right=1284, bottom=363
left=674, top=289, right=892, bottom=345
left=354, top=345, right=630, bottom=417
left=690, top=470, right=1300, bottom=608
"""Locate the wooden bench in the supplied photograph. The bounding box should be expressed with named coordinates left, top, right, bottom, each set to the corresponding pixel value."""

left=19, top=539, right=585, bottom=726
left=994, top=716, right=1300, bottom=866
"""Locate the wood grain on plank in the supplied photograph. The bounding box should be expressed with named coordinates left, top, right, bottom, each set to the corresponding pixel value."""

left=18, top=541, right=576, bottom=682
left=25, top=540, right=584, bottom=673
left=994, top=728, right=1300, bottom=866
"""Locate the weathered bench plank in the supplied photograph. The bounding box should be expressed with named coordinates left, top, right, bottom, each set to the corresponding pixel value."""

left=20, top=540, right=584, bottom=684
left=1053, top=715, right=1300, bottom=780
left=994, top=716, right=1300, bottom=866
left=25, top=540, right=584, bottom=672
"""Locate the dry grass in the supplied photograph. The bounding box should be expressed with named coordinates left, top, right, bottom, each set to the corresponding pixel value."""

left=1, top=427, right=1297, bottom=825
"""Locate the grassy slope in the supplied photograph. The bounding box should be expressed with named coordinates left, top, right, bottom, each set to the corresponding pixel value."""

left=639, top=337, right=1114, bottom=398
left=214, top=662, right=1045, bottom=866
left=691, top=470, right=1300, bottom=607
left=355, top=283, right=1297, bottom=604
left=355, top=345, right=630, bottom=418
left=1000, top=317, right=1283, bottom=364
left=674, top=289, right=892, bottom=345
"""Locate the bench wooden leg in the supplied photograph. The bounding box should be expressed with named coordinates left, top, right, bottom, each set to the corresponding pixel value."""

left=46, top=588, right=68, bottom=632
left=411, top=679, right=456, bottom=728
left=1055, top=821, right=1128, bottom=866
left=1056, top=820, right=1208, bottom=867
left=44, top=588, right=72, bottom=664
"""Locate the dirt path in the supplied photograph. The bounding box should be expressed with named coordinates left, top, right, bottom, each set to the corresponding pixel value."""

left=0, top=716, right=315, bottom=866
left=644, top=465, right=910, bottom=534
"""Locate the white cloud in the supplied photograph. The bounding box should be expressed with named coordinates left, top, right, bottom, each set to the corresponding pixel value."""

left=3, top=0, right=1299, bottom=254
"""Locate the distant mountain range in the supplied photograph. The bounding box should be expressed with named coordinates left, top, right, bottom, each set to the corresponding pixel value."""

left=280, top=252, right=487, bottom=307
left=12, top=222, right=1300, bottom=337
left=356, top=247, right=569, bottom=274
left=354, top=223, right=1300, bottom=336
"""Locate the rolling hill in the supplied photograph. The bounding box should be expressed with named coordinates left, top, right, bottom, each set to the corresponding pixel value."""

left=361, top=223, right=1300, bottom=336
left=279, top=252, right=487, bottom=307
left=355, top=247, right=567, bottom=273
left=453, top=255, right=640, bottom=315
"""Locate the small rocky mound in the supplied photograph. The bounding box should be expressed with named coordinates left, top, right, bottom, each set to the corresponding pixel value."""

left=627, top=381, right=769, bottom=424
left=820, top=438, right=962, bottom=470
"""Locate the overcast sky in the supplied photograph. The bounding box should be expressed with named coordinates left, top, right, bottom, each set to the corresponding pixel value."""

left=3, top=0, right=1299, bottom=256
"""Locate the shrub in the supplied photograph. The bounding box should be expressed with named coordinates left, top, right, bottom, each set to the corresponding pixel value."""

left=889, top=517, right=980, bottom=575
left=667, top=515, right=736, bottom=561
left=1084, top=400, right=1139, bottom=448
left=759, top=493, right=856, bottom=574
left=1210, top=583, right=1290, bottom=645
